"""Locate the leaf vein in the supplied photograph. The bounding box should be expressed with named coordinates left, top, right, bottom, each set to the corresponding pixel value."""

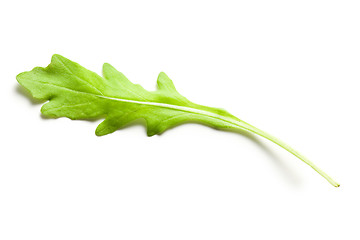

left=55, top=56, right=104, bottom=95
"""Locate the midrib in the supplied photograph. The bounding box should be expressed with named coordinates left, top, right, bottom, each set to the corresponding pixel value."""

left=99, top=95, right=248, bottom=128
left=44, top=82, right=252, bottom=131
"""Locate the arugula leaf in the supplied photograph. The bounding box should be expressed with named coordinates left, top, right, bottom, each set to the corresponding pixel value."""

left=17, top=54, right=339, bottom=187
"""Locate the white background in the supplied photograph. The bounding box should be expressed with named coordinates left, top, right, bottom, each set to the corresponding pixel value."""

left=0, top=1, right=359, bottom=239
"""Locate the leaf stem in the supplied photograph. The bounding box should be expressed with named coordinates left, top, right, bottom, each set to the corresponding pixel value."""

left=234, top=121, right=340, bottom=187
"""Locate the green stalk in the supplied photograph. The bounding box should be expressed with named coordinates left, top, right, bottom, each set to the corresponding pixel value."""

left=234, top=120, right=340, bottom=187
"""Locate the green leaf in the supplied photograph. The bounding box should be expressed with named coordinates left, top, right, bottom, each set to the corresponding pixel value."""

left=17, top=54, right=339, bottom=187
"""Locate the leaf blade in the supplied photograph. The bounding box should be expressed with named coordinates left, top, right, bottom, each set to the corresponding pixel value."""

left=17, top=54, right=340, bottom=187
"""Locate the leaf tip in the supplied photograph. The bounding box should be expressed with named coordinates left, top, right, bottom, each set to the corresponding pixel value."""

left=146, top=128, right=157, bottom=137
left=95, top=129, right=105, bottom=137
left=95, top=122, right=112, bottom=137
left=158, top=71, right=168, bottom=79
left=51, top=53, right=65, bottom=61
left=102, top=62, right=111, bottom=68
left=157, top=72, right=178, bottom=92
left=102, top=62, right=114, bottom=72
left=16, top=71, right=26, bottom=84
